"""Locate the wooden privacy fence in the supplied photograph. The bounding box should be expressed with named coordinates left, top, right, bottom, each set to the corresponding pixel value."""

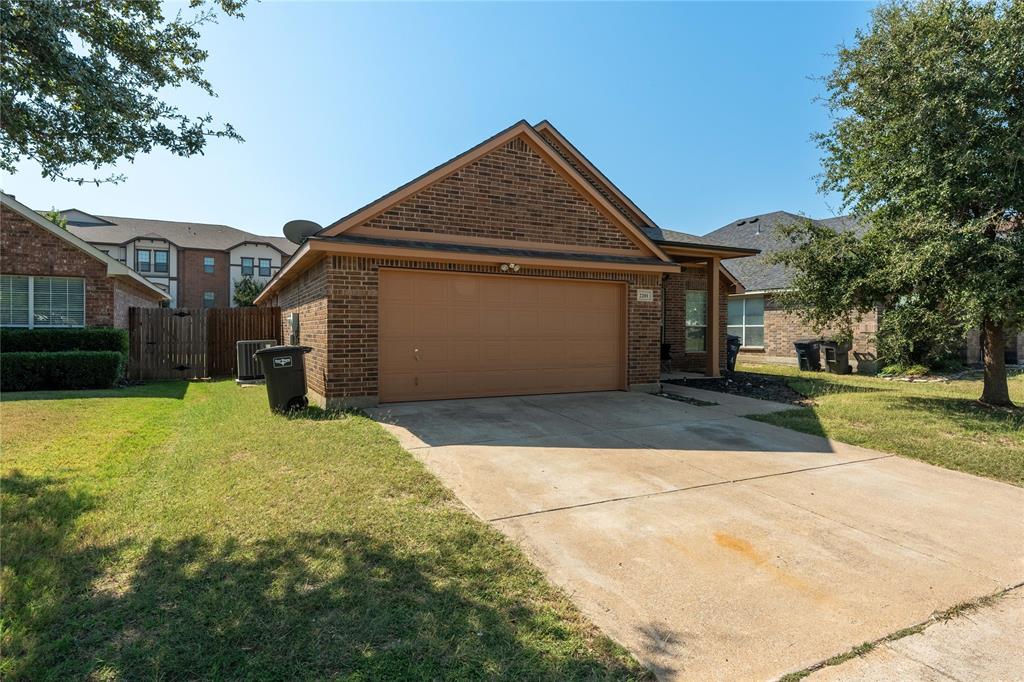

left=128, top=307, right=281, bottom=380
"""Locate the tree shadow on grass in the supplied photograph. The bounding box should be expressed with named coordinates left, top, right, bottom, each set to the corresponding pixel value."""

left=3, top=474, right=646, bottom=681
left=783, top=374, right=889, bottom=400
left=894, top=395, right=1024, bottom=433
left=0, top=381, right=189, bottom=403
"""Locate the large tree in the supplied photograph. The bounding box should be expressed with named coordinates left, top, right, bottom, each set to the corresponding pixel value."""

left=774, top=0, right=1023, bottom=407
left=1, top=0, right=245, bottom=184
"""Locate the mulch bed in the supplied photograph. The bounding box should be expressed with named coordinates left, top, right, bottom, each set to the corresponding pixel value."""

left=664, top=371, right=815, bottom=407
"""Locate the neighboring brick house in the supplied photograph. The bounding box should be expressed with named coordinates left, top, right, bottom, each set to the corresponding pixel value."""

left=0, top=193, right=168, bottom=328
left=55, top=210, right=297, bottom=308
left=703, top=211, right=882, bottom=373
left=256, top=120, right=754, bottom=408
left=706, top=211, right=1023, bottom=372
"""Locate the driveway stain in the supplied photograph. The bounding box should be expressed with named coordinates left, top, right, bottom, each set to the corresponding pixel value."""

left=713, top=532, right=834, bottom=605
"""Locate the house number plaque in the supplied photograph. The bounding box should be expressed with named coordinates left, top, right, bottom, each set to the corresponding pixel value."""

left=636, top=289, right=654, bottom=302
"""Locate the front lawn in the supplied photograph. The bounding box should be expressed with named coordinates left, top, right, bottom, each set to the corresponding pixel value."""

left=738, top=363, right=1024, bottom=486
left=0, top=381, right=648, bottom=680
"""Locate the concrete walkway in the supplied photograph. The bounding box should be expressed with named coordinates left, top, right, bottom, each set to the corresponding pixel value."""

left=810, top=586, right=1023, bottom=681
left=367, top=391, right=1024, bottom=681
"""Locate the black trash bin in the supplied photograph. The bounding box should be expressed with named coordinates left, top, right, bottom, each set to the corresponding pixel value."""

left=253, top=345, right=312, bottom=412
left=726, top=334, right=742, bottom=372
left=793, top=339, right=822, bottom=371
left=820, top=339, right=853, bottom=374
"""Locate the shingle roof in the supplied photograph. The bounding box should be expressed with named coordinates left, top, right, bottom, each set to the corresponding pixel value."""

left=64, top=215, right=297, bottom=255
left=704, top=211, right=866, bottom=291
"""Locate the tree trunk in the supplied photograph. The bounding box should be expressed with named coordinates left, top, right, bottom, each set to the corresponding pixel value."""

left=979, top=319, right=1014, bottom=407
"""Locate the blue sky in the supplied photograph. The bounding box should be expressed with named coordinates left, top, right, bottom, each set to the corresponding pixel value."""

left=6, top=1, right=874, bottom=238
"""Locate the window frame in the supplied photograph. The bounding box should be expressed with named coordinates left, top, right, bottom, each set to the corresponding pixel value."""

left=258, top=258, right=272, bottom=278
left=202, top=290, right=215, bottom=308
left=203, top=256, right=215, bottom=274
left=240, top=257, right=254, bottom=277
left=727, top=295, right=766, bottom=349
left=0, top=275, right=86, bottom=328
left=136, top=249, right=151, bottom=273
left=684, top=290, right=707, bottom=352
left=153, top=249, right=169, bottom=274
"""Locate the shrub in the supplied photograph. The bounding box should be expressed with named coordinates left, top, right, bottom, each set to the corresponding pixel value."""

left=0, top=351, right=125, bottom=391
left=0, top=327, right=128, bottom=354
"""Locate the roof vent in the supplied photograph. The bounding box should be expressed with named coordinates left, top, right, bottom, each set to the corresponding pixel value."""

left=749, top=217, right=759, bottom=223
left=736, top=220, right=746, bottom=226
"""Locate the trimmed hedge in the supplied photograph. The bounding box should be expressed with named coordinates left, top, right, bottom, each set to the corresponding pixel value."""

left=0, top=327, right=128, bottom=354
left=1, top=351, right=125, bottom=391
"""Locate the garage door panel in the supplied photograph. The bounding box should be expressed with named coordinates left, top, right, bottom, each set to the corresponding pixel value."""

left=379, top=270, right=624, bottom=402
left=511, top=280, right=540, bottom=306
left=414, top=307, right=448, bottom=337
left=380, top=305, right=415, bottom=337
left=380, top=273, right=414, bottom=302
left=447, top=307, right=480, bottom=335
left=480, top=309, right=510, bottom=335
left=449, top=277, right=480, bottom=303
left=414, top=275, right=448, bottom=304
left=509, top=309, right=540, bottom=331
left=480, top=278, right=511, bottom=305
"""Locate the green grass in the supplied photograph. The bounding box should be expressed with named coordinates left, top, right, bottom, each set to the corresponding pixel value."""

left=739, top=363, right=1024, bottom=486
left=0, top=381, right=649, bottom=681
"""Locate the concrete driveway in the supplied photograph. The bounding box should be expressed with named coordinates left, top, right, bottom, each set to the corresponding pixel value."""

left=367, top=391, right=1024, bottom=681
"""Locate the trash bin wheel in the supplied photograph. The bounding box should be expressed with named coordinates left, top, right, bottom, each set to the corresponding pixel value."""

left=286, top=396, right=308, bottom=411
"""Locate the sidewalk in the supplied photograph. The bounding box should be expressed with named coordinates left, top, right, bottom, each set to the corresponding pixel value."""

left=806, top=586, right=1022, bottom=681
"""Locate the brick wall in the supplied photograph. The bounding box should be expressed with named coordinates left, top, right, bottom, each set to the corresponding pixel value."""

left=113, top=279, right=162, bottom=328
left=178, top=248, right=229, bottom=309
left=274, top=256, right=329, bottom=402
left=271, top=255, right=662, bottom=407
left=0, top=204, right=115, bottom=326
left=738, top=294, right=880, bottom=373
left=360, top=137, right=641, bottom=251
left=663, top=267, right=730, bottom=372
left=536, top=128, right=648, bottom=229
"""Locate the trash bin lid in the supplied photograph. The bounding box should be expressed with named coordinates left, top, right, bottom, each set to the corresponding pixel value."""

left=253, top=345, right=312, bottom=356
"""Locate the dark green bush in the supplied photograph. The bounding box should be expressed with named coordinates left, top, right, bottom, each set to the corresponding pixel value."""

left=0, top=327, right=128, bottom=354
left=1, top=351, right=125, bottom=391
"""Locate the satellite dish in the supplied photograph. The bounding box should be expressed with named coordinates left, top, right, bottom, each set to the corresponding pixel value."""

left=283, top=219, right=322, bottom=245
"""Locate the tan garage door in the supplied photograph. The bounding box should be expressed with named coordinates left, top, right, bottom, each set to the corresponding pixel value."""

left=379, top=269, right=625, bottom=402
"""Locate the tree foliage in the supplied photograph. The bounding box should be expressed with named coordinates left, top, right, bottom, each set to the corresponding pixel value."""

left=41, top=207, right=67, bottom=230
left=0, top=0, right=246, bottom=184
left=232, top=277, right=265, bottom=307
left=773, top=0, right=1024, bottom=406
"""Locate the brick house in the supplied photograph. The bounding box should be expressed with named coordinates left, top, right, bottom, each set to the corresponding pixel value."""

left=256, top=120, right=755, bottom=408
left=0, top=193, right=168, bottom=328
left=703, top=211, right=883, bottom=373
left=55, top=210, right=297, bottom=308
left=705, top=211, right=1023, bottom=372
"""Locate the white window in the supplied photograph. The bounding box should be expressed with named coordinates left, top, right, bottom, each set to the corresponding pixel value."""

left=728, top=295, right=765, bottom=348
left=685, top=291, right=707, bottom=352
left=0, top=275, right=30, bottom=326
left=0, top=275, right=85, bottom=328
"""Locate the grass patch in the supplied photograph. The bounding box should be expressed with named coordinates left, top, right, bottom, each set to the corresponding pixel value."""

left=0, top=381, right=650, bottom=680
left=740, top=363, right=1024, bottom=486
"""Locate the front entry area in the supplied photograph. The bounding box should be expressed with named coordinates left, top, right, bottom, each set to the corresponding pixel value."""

left=378, top=269, right=625, bottom=402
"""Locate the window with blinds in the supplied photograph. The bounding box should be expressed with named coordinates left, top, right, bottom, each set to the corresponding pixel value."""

left=0, top=275, right=30, bottom=326
left=0, top=275, right=85, bottom=327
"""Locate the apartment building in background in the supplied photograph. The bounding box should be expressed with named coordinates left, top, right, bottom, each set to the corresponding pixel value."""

left=56, top=209, right=297, bottom=308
